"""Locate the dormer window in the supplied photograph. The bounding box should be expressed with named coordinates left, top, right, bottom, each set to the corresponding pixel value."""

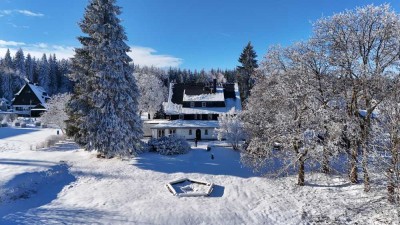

left=190, top=102, right=195, bottom=107
left=202, top=102, right=206, bottom=107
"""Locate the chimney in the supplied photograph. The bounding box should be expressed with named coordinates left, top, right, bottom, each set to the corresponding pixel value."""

left=213, top=79, right=217, bottom=93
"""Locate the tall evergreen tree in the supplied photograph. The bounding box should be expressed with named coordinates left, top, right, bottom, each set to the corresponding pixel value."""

left=237, top=42, right=258, bottom=103
left=67, top=0, right=143, bottom=158
left=48, top=54, right=59, bottom=95
left=38, top=54, right=50, bottom=92
left=1, top=49, right=14, bottom=100
left=25, top=53, right=34, bottom=82
left=13, top=49, right=26, bottom=91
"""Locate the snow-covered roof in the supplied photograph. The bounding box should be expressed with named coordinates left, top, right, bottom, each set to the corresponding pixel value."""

left=151, top=120, right=219, bottom=129
left=182, top=88, right=224, bottom=102
left=14, top=83, right=50, bottom=108
left=164, top=83, right=241, bottom=115
left=28, top=84, right=49, bottom=108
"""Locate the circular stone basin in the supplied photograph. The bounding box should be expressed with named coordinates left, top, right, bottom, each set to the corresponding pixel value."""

left=166, top=178, right=214, bottom=197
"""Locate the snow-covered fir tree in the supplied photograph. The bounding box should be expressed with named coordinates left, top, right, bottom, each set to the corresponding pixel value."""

left=1, top=49, right=14, bottom=100
left=38, top=54, right=50, bottom=93
left=13, top=49, right=26, bottom=91
left=67, top=0, right=143, bottom=158
left=237, top=41, right=258, bottom=103
left=25, top=53, right=34, bottom=82
left=48, top=54, right=58, bottom=95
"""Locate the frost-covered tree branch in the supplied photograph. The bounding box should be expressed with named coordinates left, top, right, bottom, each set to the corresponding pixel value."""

left=215, top=109, right=246, bottom=150
left=41, top=93, right=71, bottom=133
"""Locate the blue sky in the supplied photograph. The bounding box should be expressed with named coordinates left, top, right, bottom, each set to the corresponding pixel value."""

left=0, top=0, right=399, bottom=70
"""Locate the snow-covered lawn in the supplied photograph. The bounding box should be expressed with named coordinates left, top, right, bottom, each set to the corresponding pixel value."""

left=0, top=127, right=398, bottom=224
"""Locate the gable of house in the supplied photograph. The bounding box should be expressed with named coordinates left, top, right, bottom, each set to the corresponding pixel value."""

left=12, top=83, right=50, bottom=108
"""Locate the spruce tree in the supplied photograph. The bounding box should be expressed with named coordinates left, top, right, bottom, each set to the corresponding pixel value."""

left=13, top=49, right=26, bottom=91
left=1, top=49, right=13, bottom=100
left=25, top=53, right=34, bottom=82
left=237, top=42, right=258, bottom=103
left=38, top=54, right=50, bottom=92
left=67, top=0, right=143, bottom=158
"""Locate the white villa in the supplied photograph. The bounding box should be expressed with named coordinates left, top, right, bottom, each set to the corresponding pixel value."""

left=150, top=79, right=241, bottom=140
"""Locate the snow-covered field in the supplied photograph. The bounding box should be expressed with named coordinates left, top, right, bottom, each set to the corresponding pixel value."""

left=0, top=127, right=398, bottom=224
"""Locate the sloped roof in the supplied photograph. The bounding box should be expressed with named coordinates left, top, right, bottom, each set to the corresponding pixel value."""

left=13, top=83, right=50, bottom=108
left=183, top=88, right=224, bottom=102
left=170, top=83, right=236, bottom=104
left=28, top=84, right=49, bottom=107
left=164, top=82, right=241, bottom=115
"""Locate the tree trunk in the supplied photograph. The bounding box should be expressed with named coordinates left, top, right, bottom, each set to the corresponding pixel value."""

left=349, top=146, right=358, bottom=183
left=387, top=167, right=395, bottom=203
left=362, top=150, right=371, bottom=192
left=298, top=154, right=305, bottom=186
left=361, top=117, right=371, bottom=192
left=388, top=146, right=399, bottom=203
left=362, top=145, right=370, bottom=192
left=322, top=147, right=330, bottom=174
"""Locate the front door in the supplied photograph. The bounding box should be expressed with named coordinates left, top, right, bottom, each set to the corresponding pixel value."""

left=196, top=129, right=201, bottom=140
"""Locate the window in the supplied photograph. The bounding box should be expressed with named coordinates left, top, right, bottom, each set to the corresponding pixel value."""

left=169, top=129, right=176, bottom=134
left=179, top=114, right=184, bottom=120
left=158, top=129, right=165, bottom=138
left=208, top=114, right=213, bottom=120
left=202, top=102, right=206, bottom=107
left=205, top=129, right=208, bottom=135
left=194, top=114, right=197, bottom=120
left=198, top=114, right=202, bottom=120
left=189, top=129, right=192, bottom=135
left=190, top=102, right=195, bottom=107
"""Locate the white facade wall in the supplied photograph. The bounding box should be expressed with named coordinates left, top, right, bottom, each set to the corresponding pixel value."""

left=151, top=127, right=217, bottom=140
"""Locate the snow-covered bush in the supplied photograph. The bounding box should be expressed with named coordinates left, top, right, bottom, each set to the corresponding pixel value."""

left=148, top=135, right=191, bottom=155
left=36, top=135, right=66, bottom=149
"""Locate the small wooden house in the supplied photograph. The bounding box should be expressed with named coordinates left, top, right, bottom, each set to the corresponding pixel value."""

left=11, top=83, right=50, bottom=117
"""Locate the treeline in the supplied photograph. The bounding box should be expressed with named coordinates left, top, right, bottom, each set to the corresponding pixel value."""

left=0, top=49, right=73, bottom=100
left=134, top=65, right=237, bottom=85
left=0, top=48, right=238, bottom=102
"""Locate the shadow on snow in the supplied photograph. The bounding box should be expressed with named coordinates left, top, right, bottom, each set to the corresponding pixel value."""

left=131, top=145, right=258, bottom=178
left=0, top=127, right=41, bottom=139
left=0, top=163, right=77, bottom=223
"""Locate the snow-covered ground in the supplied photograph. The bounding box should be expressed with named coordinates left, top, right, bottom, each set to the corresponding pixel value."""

left=0, top=127, right=398, bottom=224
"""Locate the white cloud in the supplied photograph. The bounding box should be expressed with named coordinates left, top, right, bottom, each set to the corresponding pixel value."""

left=16, top=10, right=44, bottom=17
left=0, top=40, right=25, bottom=47
left=0, top=9, right=44, bottom=17
left=7, top=22, right=29, bottom=29
left=128, top=46, right=182, bottom=68
left=0, top=40, right=182, bottom=68
left=0, top=40, right=74, bottom=59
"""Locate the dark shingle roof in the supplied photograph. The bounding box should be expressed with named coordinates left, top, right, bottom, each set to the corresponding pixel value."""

left=171, top=82, right=236, bottom=104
